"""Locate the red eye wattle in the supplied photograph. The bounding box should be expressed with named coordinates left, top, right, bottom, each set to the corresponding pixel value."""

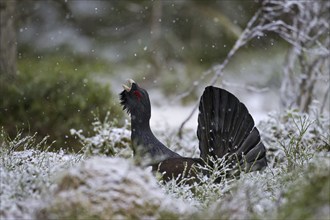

left=133, top=90, right=142, bottom=101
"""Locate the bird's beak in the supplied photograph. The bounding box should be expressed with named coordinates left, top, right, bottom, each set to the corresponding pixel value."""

left=122, top=79, right=135, bottom=92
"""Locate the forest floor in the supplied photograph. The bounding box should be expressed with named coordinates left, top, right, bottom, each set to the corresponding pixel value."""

left=1, top=106, right=329, bottom=219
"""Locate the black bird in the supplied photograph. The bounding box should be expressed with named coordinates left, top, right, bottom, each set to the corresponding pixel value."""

left=120, top=79, right=267, bottom=182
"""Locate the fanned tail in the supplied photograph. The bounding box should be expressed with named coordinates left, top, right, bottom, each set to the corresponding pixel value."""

left=197, top=86, right=267, bottom=172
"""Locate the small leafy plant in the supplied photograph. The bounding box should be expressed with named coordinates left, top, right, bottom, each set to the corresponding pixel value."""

left=70, top=112, right=131, bottom=158
left=278, top=114, right=314, bottom=171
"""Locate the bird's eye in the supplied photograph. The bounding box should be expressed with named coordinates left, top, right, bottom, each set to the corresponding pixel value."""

left=133, top=90, right=142, bottom=101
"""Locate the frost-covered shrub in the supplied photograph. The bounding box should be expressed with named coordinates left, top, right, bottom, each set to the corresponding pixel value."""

left=0, top=132, right=79, bottom=219
left=205, top=170, right=278, bottom=220
left=36, top=157, right=193, bottom=220
left=184, top=151, right=330, bottom=220
left=70, top=112, right=132, bottom=158
left=1, top=108, right=329, bottom=220
left=259, top=109, right=330, bottom=170
left=162, top=156, right=236, bottom=210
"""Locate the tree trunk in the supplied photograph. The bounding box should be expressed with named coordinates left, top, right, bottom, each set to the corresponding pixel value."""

left=0, top=0, right=17, bottom=79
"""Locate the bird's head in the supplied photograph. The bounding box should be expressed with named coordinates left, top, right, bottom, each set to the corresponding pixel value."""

left=120, top=79, right=151, bottom=121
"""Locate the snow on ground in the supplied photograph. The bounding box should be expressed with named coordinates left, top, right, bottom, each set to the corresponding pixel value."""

left=1, top=108, right=329, bottom=219
left=36, top=157, right=194, bottom=219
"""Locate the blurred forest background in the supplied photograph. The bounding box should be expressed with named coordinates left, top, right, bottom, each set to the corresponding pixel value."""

left=1, top=0, right=329, bottom=150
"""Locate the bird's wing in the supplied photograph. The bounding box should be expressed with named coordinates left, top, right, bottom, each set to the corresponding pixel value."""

left=197, top=86, right=267, bottom=171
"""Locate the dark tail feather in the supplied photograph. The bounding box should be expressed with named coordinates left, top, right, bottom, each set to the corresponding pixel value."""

left=197, top=86, right=267, bottom=171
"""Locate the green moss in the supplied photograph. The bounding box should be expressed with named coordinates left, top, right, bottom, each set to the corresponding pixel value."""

left=0, top=55, right=123, bottom=151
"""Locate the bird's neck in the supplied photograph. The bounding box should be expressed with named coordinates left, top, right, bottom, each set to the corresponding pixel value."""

left=129, top=112, right=181, bottom=165
left=131, top=114, right=151, bottom=132
left=130, top=113, right=154, bottom=147
left=130, top=114, right=156, bottom=161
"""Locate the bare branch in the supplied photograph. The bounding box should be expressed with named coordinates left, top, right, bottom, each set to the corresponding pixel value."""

left=178, top=0, right=330, bottom=134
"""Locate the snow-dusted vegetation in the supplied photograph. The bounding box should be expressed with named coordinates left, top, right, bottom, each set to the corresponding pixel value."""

left=1, top=109, right=329, bottom=219
left=1, top=0, right=329, bottom=219
left=0, top=133, right=80, bottom=219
